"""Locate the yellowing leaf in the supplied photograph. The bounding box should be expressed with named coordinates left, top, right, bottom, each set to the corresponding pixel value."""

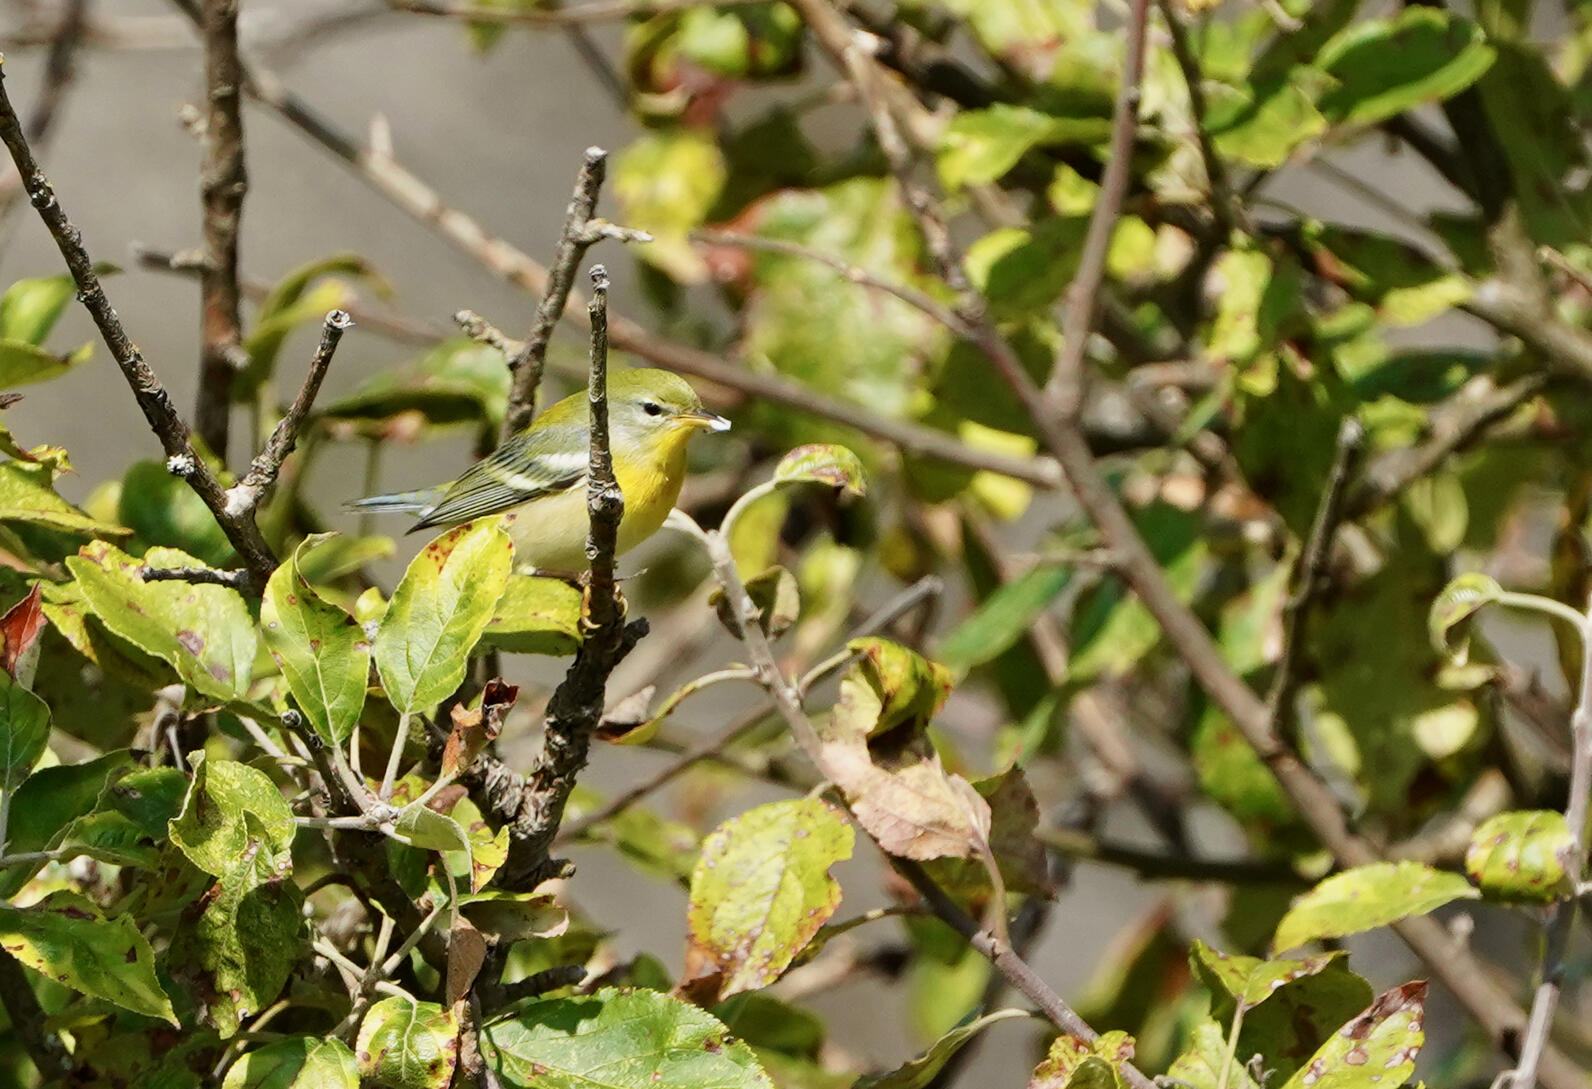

left=262, top=534, right=370, bottom=746
left=1272, top=862, right=1478, bottom=953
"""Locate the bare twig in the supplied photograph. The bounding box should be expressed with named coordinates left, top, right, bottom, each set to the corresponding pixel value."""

left=1157, top=0, right=1237, bottom=237
left=1036, top=825, right=1304, bottom=885
left=494, top=267, right=646, bottom=889
left=226, top=309, right=353, bottom=516
left=387, top=0, right=764, bottom=25
left=0, top=950, right=70, bottom=1078
left=502, top=148, right=612, bottom=438
left=140, top=564, right=253, bottom=589
left=194, top=0, right=249, bottom=461
left=455, top=308, right=522, bottom=359
left=0, top=58, right=278, bottom=587
left=1047, top=0, right=1149, bottom=421
left=1509, top=599, right=1592, bottom=1089
left=1266, top=418, right=1364, bottom=734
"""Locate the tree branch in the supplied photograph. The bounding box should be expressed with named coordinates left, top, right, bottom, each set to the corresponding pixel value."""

left=495, top=267, right=645, bottom=889
left=0, top=57, right=279, bottom=588
left=0, top=0, right=86, bottom=231
left=194, top=0, right=249, bottom=462
left=226, top=308, right=353, bottom=517
left=502, top=148, right=613, bottom=439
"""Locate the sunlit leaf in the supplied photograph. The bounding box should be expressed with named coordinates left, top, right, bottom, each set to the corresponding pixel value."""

left=857, top=1008, right=1031, bottom=1089
left=771, top=444, right=867, bottom=497
left=355, top=996, right=459, bottom=1089
left=1465, top=810, right=1574, bottom=902
left=1272, top=862, right=1478, bottom=953
left=1278, top=982, right=1426, bottom=1089
left=223, top=1036, right=360, bottom=1089
left=262, top=534, right=370, bottom=745
left=480, top=575, right=583, bottom=657
left=1428, top=572, right=1503, bottom=665
left=687, top=798, right=854, bottom=1000
left=1316, top=9, right=1495, bottom=126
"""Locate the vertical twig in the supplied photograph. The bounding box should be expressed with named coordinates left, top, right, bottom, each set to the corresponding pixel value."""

left=0, top=58, right=279, bottom=587
left=195, top=0, right=249, bottom=461
left=1509, top=600, right=1592, bottom=1089
left=501, top=148, right=609, bottom=439
left=1045, top=0, right=1150, bottom=421
left=0, top=0, right=87, bottom=232
left=496, top=265, right=647, bottom=889
left=226, top=309, right=353, bottom=516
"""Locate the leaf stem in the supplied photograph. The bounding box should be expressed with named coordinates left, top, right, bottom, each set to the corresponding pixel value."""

left=379, top=711, right=412, bottom=802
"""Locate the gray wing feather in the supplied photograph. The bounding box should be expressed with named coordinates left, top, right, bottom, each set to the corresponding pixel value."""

left=412, top=427, right=586, bottom=529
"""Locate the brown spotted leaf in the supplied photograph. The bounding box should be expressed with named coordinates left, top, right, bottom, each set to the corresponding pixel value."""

left=1465, top=810, right=1575, bottom=902
left=687, top=797, right=854, bottom=1000
left=66, top=542, right=256, bottom=703
left=772, top=443, right=867, bottom=497
left=1278, top=981, right=1426, bottom=1089
left=356, top=995, right=459, bottom=1089
left=1030, top=1030, right=1136, bottom=1089
left=441, top=678, right=517, bottom=778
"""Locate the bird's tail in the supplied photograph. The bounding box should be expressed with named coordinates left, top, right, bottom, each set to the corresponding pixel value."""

left=344, top=487, right=445, bottom=519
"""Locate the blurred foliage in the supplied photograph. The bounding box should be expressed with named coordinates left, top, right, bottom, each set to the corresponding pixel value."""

left=6, top=0, right=1592, bottom=1086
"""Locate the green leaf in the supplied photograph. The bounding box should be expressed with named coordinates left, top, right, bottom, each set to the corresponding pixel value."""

left=355, top=995, right=459, bottom=1089
left=1278, top=982, right=1426, bottom=1089
left=937, top=563, right=1071, bottom=674
left=57, top=765, right=188, bottom=871
left=966, top=217, right=1088, bottom=320
left=223, top=1036, right=360, bottom=1089
left=772, top=444, right=868, bottom=497
left=0, top=668, right=49, bottom=795
left=855, top=1008, right=1030, bottom=1089
left=239, top=253, right=387, bottom=399
left=117, top=460, right=234, bottom=568
left=1189, top=940, right=1340, bottom=1012
left=0, top=338, right=91, bottom=389
left=1272, top=862, right=1479, bottom=953
left=711, top=564, right=800, bottom=640
left=671, top=3, right=803, bottom=78
left=0, top=266, right=115, bottom=346
left=66, top=542, right=257, bottom=702
left=374, top=521, right=513, bottom=713
left=1316, top=9, right=1495, bottom=127
left=1428, top=572, right=1503, bottom=665
left=1167, top=1021, right=1263, bottom=1089
left=262, top=534, right=370, bottom=745
left=0, top=460, right=125, bottom=538
left=1466, top=810, right=1575, bottom=902
left=479, top=576, right=583, bottom=657
left=484, top=988, right=773, bottom=1089
left=393, top=801, right=478, bottom=879
left=0, top=751, right=132, bottom=898
left=687, top=798, right=855, bottom=999
left=614, top=129, right=726, bottom=283
left=168, top=755, right=297, bottom=877
left=0, top=890, right=177, bottom=1024
left=1206, top=70, right=1331, bottom=169
left=322, top=340, right=511, bottom=435
left=937, top=105, right=1109, bottom=191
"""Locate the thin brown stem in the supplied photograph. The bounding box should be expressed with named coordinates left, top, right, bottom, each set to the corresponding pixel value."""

left=387, top=0, right=764, bottom=25
left=502, top=148, right=608, bottom=439
left=194, top=0, right=248, bottom=461
left=227, top=309, right=353, bottom=516
left=0, top=58, right=278, bottom=586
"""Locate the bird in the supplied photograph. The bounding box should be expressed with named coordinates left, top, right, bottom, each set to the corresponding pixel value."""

left=347, top=368, right=729, bottom=573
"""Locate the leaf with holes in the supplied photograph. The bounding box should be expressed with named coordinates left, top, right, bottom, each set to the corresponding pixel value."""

left=1273, top=862, right=1478, bottom=953
left=66, top=542, right=256, bottom=703
left=0, top=890, right=176, bottom=1024
left=1279, top=982, right=1426, bottom=1089
left=355, top=996, right=460, bottom=1089
left=375, top=521, right=513, bottom=713
left=484, top=987, right=772, bottom=1089
left=262, top=534, right=370, bottom=746
left=687, top=798, right=854, bottom=1000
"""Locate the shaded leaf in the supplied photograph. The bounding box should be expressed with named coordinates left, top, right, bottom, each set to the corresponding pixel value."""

left=322, top=340, right=510, bottom=434
left=1316, top=9, right=1495, bottom=127
left=937, top=104, right=1109, bottom=191
left=117, top=459, right=234, bottom=567
left=712, top=564, right=800, bottom=640
left=1466, top=810, right=1574, bottom=902
left=1029, top=1030, right=1136, bottom=1089
left=484, top=987, right=773, bottom=1089
left=1272, top=862, right=1478, bottom=953
left=0, top=751, right=132, bottom=898
left=771, top=444, right=868, bottom=497
left=937, top=563, right=1071, bottom=675
left=687, top=797, right=855, bottom=1000
left=0, top=890, right=176, bottom=1024
left=0, top=338, right=91, bottom=389
left=0, top=667, right=49, bottom=796
left=262, top=534, right=370, bottom=745
left=480, top=575, right=583, bottom=656
left=1428, top=573, right=1503, bottom=665
left=375, top=521, right=513, bottom=713
left=856, top=1008, right=1031, bottom=1089
left=0, top=266, right=115, bottom=346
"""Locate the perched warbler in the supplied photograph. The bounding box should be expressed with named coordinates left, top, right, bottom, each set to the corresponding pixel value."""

left=348, top=368, right=729, bottom=573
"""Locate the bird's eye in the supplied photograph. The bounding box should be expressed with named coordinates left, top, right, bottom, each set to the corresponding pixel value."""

left=642, top=401, right=664, bottom=417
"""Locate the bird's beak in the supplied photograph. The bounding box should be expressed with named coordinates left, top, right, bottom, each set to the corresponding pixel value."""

left=681, top=410, right=732, bottom=433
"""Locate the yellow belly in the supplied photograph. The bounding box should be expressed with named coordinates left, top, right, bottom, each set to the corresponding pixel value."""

left=495, top=449, right=686, bottom=574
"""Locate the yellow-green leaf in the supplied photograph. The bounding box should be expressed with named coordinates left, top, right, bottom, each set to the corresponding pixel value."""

left=1272, top=862, right=1478, bottom=953
left=262, top=534, right=370, bottom=745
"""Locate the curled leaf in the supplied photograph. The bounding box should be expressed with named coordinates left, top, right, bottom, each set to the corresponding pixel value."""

left=772, top=444, right=867, bottom=497
left=1428, top=572, right=1502, bottom=664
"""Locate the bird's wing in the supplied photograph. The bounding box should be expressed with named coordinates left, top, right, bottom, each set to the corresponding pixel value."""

left=412, top=430, right=587, bottom=529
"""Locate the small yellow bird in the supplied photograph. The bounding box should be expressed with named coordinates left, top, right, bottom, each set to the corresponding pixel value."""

left=348, top=368, right=729, bottom=572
